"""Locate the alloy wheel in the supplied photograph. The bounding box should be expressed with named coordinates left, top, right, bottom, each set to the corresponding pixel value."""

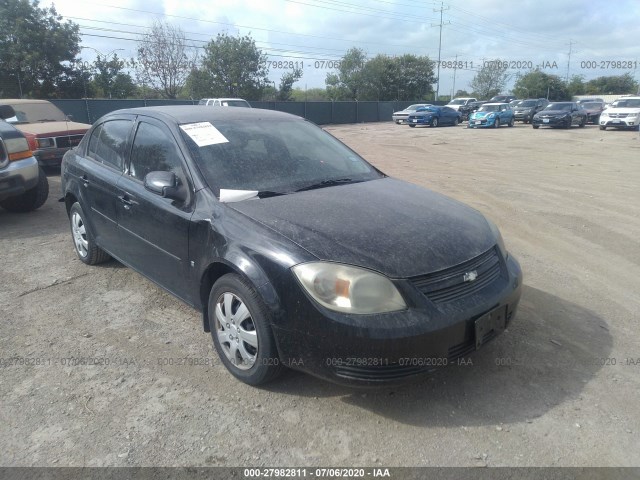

left=214, top=292, right=258, bottom=370
left=71, top=211, right=89, bottom=258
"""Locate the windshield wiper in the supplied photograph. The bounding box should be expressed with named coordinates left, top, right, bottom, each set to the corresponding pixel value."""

left=295, top=178, right=358, bottom=193
left=36, top=119, right=59, bottom=122
left=257, top=190, right=288, bottom=198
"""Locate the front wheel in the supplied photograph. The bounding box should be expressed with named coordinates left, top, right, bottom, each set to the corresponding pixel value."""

left=599, top=125, right=606, bottom=130
left=431, top=117, right=439, bottom=128
left=408, top=124, right=416, bottom=127
left=579, top=117, right=586, bottom=128
left=453, top=117, right=460, bottom=126
left=532, top=125, right=540, bottom=129
left=0, top=167, right=49, bottom=213
left=494, top=118, right=500, bottom=128
left=69, top=202, right=111, bottom=265
left=209, top=274, right=283, bottom=386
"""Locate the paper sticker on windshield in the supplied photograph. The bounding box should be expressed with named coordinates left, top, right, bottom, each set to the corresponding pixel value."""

left=180, top=122, right=228, bottom=147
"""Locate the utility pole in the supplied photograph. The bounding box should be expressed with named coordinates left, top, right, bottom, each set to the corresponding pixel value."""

left=566, top=40, right=573, bottom=83
left=431, top=2, right=450, bottom=102
left=451, top=54, right=458, bottom=98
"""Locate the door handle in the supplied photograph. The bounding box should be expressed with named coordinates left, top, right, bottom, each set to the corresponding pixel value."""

left=118, top=193, right=138, bottom=210
left=81, top=175, right=89, bottom=187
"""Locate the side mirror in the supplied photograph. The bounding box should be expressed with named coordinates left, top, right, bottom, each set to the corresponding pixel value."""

left=144, top=171, right=186, bottom=202
left=0, top=105, right=16, bottom=120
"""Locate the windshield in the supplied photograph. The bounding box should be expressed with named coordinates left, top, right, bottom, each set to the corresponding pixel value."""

left=5, top=102, right=67, bottom=123
left=406, top=104, right=425, bottom=110
left=519, top=100, right=537, bottom=107
left=479, top=105, right=500, bottom=112
left=222, top=100, right=251, bottom=107
left=181, top=119, right=383, bottom=197
left=613, top=99, right=640, bottom=108
left=545, top=103, right=573, bottom=111
left=448, top=99, right=466, bottom=105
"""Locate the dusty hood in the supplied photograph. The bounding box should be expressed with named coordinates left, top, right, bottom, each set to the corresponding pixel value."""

left=229, top=178, right=496, bottom=278
left=13, top=121, right=90, bottom=136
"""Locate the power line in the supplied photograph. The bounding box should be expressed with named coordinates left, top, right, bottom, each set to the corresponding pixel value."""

left=431, top=2, right=450, bottom=101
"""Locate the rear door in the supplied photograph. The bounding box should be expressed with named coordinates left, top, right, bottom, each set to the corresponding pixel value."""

left=115, top=117, right=195, bottom=299
left=80, top=115, right=134, bottom=250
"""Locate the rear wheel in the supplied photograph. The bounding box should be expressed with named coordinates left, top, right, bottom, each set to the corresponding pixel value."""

left=508, top=117, right=515, bottom=127
left=0, top=167, right=49, bottom=213
left=494, top=118, right=501, bottom=128
left=453, top=117, right=460, bottom=126
left=209, top=274, right=283, bottom=386
left=431, top=117, right=439, bottom=128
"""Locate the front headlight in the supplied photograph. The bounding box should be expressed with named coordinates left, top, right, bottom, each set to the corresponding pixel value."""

left=36, top=137, right=55, bottom=149
left=486, top=219, right=508, bottom=260
left=292, top=262, right=407, bottom=314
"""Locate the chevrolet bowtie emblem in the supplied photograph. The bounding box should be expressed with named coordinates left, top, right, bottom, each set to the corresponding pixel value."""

left=463, top=270, right=478, bottom=282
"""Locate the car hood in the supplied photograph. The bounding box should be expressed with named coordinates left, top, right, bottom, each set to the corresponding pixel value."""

left=471, top=112, right=493, bottom=118
left=536, top=110, right=571, bottom=116
left=13, top=121, right=90, bottom=136
left=604, top=108, right=640, bottom=114
left=228, top=178, right=495, bottom=278
left=393, top=109, right=413, bottom=115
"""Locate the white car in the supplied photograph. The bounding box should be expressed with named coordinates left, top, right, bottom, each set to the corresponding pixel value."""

left=198, top=98, right=251, bottom=108
left=599, top=96, right=640, bottom=131
left=446, top=97, right=477, bottom=111
left=392, top=104, right=432, bottom=124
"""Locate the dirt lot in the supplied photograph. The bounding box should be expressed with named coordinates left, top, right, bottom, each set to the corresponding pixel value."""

left=1, top=121, right=639, bottom=468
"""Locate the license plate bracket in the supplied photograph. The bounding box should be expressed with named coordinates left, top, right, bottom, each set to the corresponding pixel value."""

left=475, top=306, right=507, bottom=349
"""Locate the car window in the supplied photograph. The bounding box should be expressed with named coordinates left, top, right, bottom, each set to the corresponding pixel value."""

left=94, top=120, right=131, bottom=171
left=87, top=124, right=103, bottom=161
left=129, top=122, right=186, bottom=184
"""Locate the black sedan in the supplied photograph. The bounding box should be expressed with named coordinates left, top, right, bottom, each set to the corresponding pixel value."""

left=406, top=106, right=462, bottom=127
left=61, top=107, right=522, bottom=386
left=532, top=102, right=587, bottom=129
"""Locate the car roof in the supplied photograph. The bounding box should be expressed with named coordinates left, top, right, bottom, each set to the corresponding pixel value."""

left=482, top=103, right=509, bottom=106
left=103, top=105, right=298, bottom=124
left=1, top=99, right=52, bottom=105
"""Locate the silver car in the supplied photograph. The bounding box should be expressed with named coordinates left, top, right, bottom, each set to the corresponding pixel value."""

left=392, top=104, right=432, bottom=124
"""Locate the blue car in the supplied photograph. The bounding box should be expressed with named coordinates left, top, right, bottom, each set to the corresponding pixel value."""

left=468, top=103, right=515, bottom=128
left=406, top=106, right=462, bottom=127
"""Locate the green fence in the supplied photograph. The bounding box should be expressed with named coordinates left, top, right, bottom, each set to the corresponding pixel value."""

left=49, top=99, right=444, bottom=125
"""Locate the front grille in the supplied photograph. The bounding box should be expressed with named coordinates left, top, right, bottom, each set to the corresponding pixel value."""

left=608, top=113, right=628, bottom=119
left=410, top=247, right=502, bottom=303
left=334, top=363, right=433, bottom=381
left=55, top=135, right=84, bottom=149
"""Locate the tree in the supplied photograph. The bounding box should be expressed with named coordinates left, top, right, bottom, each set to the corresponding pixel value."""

left=512, top=70, right=567, bottom=100
left=290, top=87, right=331, bottom=101
left=327, top=47, right=368, bottom=100
left=325, top=50, right=435, bottom=101
left=199, top=33, right=269, bottom=99
left=277, top=68, right=303, bottom=101
left=470, top=59, right=510, bottom=99
left=0, top=0, right=81, bottom=98
left=93, top=54, right=136, bottom=99
left=584, top=74, right=638, bottom=95
left=566, top=75, right=586, bottom=98
left=136, top=20, right=196, bottom=99
left=454, top=89, right=471, bottom=97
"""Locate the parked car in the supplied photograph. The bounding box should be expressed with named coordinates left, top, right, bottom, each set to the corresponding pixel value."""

left=406, top=106, right=462, bottom=127
left=0, top=105, right=49, bottom=212
left=509, top=100, right=522, bottom=108
left=599, top=96, right=640, bottom=131
left=467, top=103, right=515, bottom=128
left=61, top=106, right=522, bottom=386
left=580, top=101, right=606, bottom=124
left=577, top=98, right=604, bottom=105
left=489, top=94, right=517, bottom=103
left=446, top=97, right=477, bottom=120
left=513, top=98, right=549, bottom=124
left=392, top=104, right=432, bottom=124
left=199, top=98, right=252, bottom=108
left=532, top=102, right=587, bottom=129
left=2, top=99, right=90, bottom=167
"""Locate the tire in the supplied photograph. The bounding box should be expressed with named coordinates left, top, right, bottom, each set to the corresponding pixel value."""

left=565, top=118, right=571, bottom=129
left=453, top=117, right=460, bottom=126
left=579, top=117, right=586, bottom=128
left=599, top=125, right=606, bottom=130
left=208, top=273, right=283, bottom=386
left=0, top=167, right=49, bottom=213
left=409, top=124, right=416, bottom=127
left=508, top=117, right=515, bottom=127
left=69, top=202, right=111, bottom=265
left=532, top=125, right=539, bottom=129
left=494, top=118, right=500, bottom=128
left=431, top=117, right=439, bottom=128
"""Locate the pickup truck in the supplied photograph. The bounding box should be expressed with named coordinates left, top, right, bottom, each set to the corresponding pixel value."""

left=446, top=97, right=478, bottom=120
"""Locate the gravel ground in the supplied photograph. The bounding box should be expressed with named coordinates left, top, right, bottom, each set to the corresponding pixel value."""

left=1, top=121, right=639, bottom=467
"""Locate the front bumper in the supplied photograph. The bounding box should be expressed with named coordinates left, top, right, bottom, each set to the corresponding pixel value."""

left=0, top=156, right=39, bottom=201
left=468, top=117, right=496, bottom=128
left=272, top=253, right=523, bottom=387
left=532, top=116, right=569, bottom=127
left=514, top=111, right=533, bottom=122
left=392, top=115, right=409, bottom=123
left=33, top=147, right=70, bottom=166
left=599, top=116, right=638, bottom=129
left=406, top=117, right=431, bottom=126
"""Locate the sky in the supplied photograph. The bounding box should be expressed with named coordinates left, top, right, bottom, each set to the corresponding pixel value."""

left=50, top=0, right=640, bottom=97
